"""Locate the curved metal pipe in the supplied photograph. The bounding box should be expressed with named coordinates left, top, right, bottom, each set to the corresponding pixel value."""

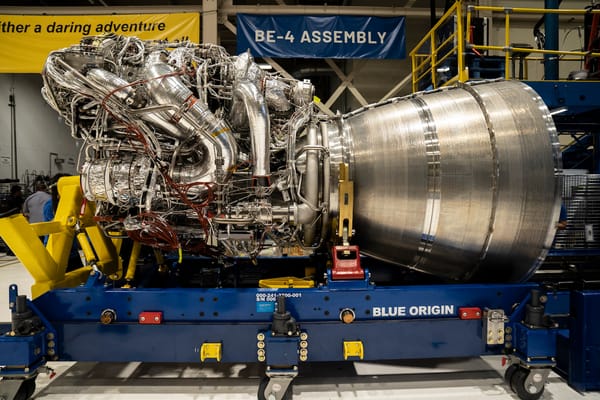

left=84, top=69, right=186, bottom=141
left=286, top=106, right=312, bottom=202
left=139, top=111, right=189, bottom=140
left=319, top=120, right=331, bottom=246
left=144, top=55, right=237, bottom=183
left=301, top=123, right=319, bottom=245
left=88, top=61, right=236, bottom=200
left=231, top=80, right=271, bottom=180
left=86, top=68, right=137, bottom=104
left=170, top=144, right=218, bottom=198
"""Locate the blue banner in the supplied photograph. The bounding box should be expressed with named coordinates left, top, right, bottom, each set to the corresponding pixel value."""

left=236, top=14, right=405, bottom=59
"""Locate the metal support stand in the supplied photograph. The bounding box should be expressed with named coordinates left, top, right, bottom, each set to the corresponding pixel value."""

left=260, top=368, right=298, bottom=400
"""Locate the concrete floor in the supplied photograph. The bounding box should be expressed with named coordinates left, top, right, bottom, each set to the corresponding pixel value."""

left=1, top=253, right=599, bottom=400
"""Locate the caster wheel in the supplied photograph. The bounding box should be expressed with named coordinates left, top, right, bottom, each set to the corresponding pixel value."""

left=258, top=377, right=293, bottom=400
left=504, top=363, right=519, bottom=387
left=510, top=367, right=545, bottom=400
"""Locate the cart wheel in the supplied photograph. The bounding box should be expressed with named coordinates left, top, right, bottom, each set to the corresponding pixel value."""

left=510, top=367, right=545, bottom=400
left=504, top=363, right=519, bottom=388
left=257, top=377, right=293, bottom=400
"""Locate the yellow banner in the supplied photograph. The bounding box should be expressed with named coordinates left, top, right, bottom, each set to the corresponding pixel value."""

left=0, top=13, right=200, bottom=73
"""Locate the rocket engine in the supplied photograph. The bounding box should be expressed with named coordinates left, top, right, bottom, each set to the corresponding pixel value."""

left=41, top=35, right=561, bottom=282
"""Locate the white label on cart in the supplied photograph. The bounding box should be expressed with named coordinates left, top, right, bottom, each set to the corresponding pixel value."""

left=255, top=291, right=302, bottom=312
left=371, top=304, right=455, bottom=318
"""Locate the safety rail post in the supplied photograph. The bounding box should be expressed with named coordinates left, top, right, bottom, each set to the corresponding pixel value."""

left=411, top=49, right=417, bottom=92
left=504, top=9, right=511, bottom=79
left=466, top=5, right=473, bottom=49
left=456, top=1, right=467, bottom=83
left=431, top=29, right=437, bottom=88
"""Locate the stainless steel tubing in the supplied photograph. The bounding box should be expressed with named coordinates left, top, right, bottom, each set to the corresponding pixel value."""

left=145, top=56, right=238, bottom=180
left=302, top=123, right=320, bottom=246
left=340, top=80, right=561, bottom=282
left=86, top=69, right=136, bottom=104
left=232, top=80, right=271, bottom=179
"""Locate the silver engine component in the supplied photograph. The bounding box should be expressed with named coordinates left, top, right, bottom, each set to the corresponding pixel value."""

left=42, top=35, right=561, bottom=281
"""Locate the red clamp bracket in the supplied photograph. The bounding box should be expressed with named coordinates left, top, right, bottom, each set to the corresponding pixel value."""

left=139, top=311, right=163, bottom=325
left=458, top=307, right=482, bottom=320
left=331, top=245, right=364, bottom=280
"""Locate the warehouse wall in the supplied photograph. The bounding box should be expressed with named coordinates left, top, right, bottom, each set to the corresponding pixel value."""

left=0, top=74, right=78, bottom=183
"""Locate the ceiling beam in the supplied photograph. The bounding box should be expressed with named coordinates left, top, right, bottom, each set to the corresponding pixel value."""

left=0, top=4, right=545, bottom=22
left=0, top=3, right=443, bottom=17
left=220, top=3, right=441, bottom=18
left=0, top=5, right=202, bottom=14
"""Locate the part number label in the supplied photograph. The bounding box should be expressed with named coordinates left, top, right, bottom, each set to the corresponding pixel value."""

left=255, top=292, right=302, bottom=313
left=255, top=292, right=302, bottom=302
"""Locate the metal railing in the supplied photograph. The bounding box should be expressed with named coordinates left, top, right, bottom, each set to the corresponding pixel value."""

left=410, top=1, right=600, bottom=92
left=410, top=1, right=467, bottom=92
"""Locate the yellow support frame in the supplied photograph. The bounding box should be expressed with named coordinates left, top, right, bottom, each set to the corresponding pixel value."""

left=337, top=163, right=354, bottom=244
left=0, top=176, right=120, bottom=298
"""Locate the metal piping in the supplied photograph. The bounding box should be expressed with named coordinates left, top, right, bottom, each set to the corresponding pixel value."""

left=144, top=55, right=238, bottom=183
left=231, top=80, right=271, bottom=179
left=85, top=67, right=218, bottom=198
left=301, top=123, right=320, bottom=246
left=286, top=106, right=312, bottom=202
left=170, top=143, right=218, bottom=198
left=319, top=120, right=331, bottom=245
left=139, top=112, right=189, bottom=140
left=86, top=69, right=134, bottom=100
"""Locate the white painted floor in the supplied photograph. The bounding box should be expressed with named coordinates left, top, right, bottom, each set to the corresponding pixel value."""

left=1, top=253, right=599, bottom=400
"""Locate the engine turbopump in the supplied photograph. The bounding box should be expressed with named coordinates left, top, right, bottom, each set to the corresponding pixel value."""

left=42, top=35, right=561, bottom=282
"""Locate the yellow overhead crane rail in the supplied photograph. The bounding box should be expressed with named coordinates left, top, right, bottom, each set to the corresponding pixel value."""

left=0, top=176, right=121, bottom=298
left=410, top=0, right=600, bottom=92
